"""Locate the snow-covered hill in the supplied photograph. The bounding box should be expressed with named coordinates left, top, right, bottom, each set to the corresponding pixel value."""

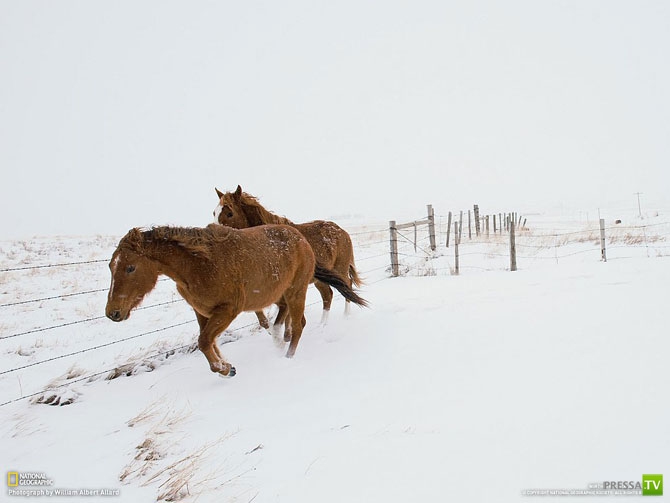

left=1, top=211, right=668, bottom=502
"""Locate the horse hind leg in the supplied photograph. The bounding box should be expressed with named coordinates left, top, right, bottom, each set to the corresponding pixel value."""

left=283, top=314, right=292, bottom=342
left=313, top=280, right=333, bottom=325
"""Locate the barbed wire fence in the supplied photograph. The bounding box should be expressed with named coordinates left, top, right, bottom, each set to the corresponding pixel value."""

left=384, top=205, right=670, bottom=278
left=2, top=209, right=668, bottom=407
left=0, top=253, right=326, bottom=407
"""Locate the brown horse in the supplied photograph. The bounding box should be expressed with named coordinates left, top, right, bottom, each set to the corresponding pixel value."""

left=214, top=185, right=362, bottom=330
left=105, top=224, right=367, bottom=376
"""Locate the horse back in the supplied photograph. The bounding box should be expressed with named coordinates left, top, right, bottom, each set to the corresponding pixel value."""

left=294, top=220, right=353, bottom=270
left=217, top=224, right=315, bottom=311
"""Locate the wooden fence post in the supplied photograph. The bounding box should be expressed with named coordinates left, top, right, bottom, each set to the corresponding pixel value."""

left=599, top=218, right=607, bottom=262
left=474, top=204, right=480, bottom=236
left=427, top=204, right=436, bottom=251
left=454, top=221, right=459, bottom=275
left=413, top=222, right=417, bottom=252
left=510, top=217, right=517, bottom=272
left=459, top=210, right=463, bottom=243
left=389, top=220, right=399, bottom=277
left=446, top=211, right=452, bottom=247
left=468, top=210, right=472, bottom=239
left=486, top=215, right=490, bottom=239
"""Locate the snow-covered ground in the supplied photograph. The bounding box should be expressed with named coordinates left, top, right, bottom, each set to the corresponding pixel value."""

left=1, top=208, right=668, bottom=502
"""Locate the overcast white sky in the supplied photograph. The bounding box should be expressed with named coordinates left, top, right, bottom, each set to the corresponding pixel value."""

left=1, top=1, right=669, bottom=239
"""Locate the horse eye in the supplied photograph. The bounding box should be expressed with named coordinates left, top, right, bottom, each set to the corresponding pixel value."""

left=126, top=265, right=136, bottom=274
left=221, top=205, right=234, bottom=219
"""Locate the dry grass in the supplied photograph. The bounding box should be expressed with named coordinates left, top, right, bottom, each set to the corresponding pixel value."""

left=106, top=342, right=198, bottom=381
left=120, top=402, right=192, bottom=484
left=30, top=365, right=87, bottom=406
left=120, top=401, right=244, bottom=501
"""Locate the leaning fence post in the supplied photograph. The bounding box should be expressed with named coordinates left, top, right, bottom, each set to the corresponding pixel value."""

left=427, top=204, right=436, bottom=251
left=454, top=221, right=459, bottom=275
left=446, top=211, right=452, bottom=247
left=509, top=217, right=517, bottom=271
left=599, top=218, right=607, bottom=262
left=389, top=220, right=399, bottom=277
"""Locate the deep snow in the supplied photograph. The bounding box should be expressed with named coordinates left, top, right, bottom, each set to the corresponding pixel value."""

left=1, top=211, right=668, bottom=502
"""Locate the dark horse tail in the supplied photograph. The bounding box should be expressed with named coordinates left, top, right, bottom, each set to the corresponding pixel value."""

left=314, top=265, right=369, bottom=308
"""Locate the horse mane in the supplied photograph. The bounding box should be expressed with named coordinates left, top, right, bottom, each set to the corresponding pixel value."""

left=119, top=225, right=230, bottom=260
left=238, top=192, right=293, bottom=227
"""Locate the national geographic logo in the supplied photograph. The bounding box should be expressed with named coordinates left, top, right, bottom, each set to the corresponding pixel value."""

left=7, top=471, right=54, bottom=487
left=6, top=471, right=120, bottom=498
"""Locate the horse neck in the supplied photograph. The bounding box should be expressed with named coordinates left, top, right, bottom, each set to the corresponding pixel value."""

left=241, top=202, right=294, bottom=227
left=140, top=239, right=199, bottom=285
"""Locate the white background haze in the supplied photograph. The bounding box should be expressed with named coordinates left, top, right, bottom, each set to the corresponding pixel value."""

left=1, top=0, right=669, bottom=239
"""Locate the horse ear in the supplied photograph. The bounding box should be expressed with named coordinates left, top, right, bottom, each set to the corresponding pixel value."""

left=234, top=185, right=243, bottom=199
left=215, top=187, right=224, bottom=199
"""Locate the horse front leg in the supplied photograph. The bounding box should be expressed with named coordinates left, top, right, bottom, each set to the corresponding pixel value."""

left=255, top=310, right=270, bottom=329
left=284, top=289, right=308, bottom=358
left=197, top=306, right=238, bottom=377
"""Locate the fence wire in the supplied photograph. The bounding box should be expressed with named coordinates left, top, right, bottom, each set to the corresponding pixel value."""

left=388, top=216, right=669, bottom=278
left=2, top=217, right=667, bottom=406
left=0, top=259, right=108, bottom=273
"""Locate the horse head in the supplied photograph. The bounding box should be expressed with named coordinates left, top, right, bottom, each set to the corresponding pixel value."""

left=213, top=185, right=250, bottom=228
left=105, top=229, right=160, bottom=322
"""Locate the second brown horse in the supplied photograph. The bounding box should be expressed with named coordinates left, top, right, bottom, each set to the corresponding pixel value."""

left=214, top=185, right=362, bottom=330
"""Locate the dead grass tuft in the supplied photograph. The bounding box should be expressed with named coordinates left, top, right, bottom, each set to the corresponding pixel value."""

left=120, top=402, right=244, bottom=501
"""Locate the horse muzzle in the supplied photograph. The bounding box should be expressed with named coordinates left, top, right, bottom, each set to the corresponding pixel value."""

left=106, top=307, right=129, bottom=322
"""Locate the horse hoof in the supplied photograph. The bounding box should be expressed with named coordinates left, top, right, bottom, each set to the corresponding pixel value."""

left=218, top=366, right=236, bottom=378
